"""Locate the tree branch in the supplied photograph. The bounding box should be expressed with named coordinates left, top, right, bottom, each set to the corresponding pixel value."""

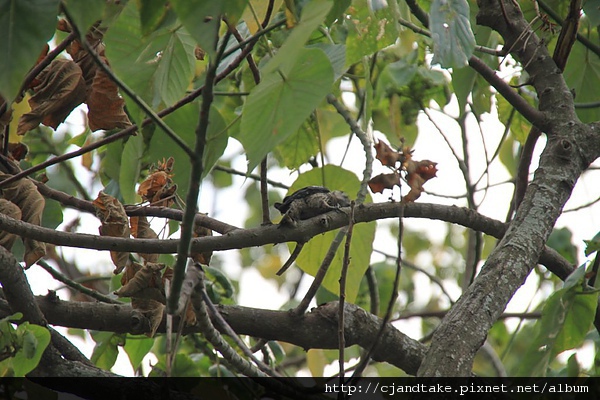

left=0, top=202, right=574, bottom=279
left=2, top=296, right=426, bottom=375
left=417, top=0, right=600, bottom=377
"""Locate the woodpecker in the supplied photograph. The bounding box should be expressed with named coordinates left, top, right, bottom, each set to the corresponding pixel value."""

left=274, top=186, right=351, bottom=226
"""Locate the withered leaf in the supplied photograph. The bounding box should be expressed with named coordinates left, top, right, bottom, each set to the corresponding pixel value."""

left=115, top=262, right=165, bottom=298
left=368, top=172, right=401, bottom=194
left=132, top=298, right=165, bottom=338
left=68, top=36, right=131, bottom=132
left=93, top=191, right=130, bottom=273
left=130, top=216, right=159, bottom=263
left=87, top=64, right=132, bottom=131
left=17, top=59, right=87, bottom=135
left=138, top=158, right=177, bottom=207
left=374, top=140, right=402, bottom=167
left=0, top=199, right=22, bottom=250
left=403, top=160, right=438, bottom=203
left=191, top=220, right=213, bottom=265
left=0, top=173, right=46, bottom=267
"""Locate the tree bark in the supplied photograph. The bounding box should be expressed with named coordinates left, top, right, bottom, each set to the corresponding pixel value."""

left=417, top=0, right=600, bottom=377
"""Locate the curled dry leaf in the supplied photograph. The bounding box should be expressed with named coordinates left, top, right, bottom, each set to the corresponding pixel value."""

left=368, top=172, right=401, bottom=194
left=403, top=160, right=438, bottom=203
left=117, top=262, right=167, bottom=336
left=93, top=191, right=130, bottom=273
left=116, top=262, right=165, bottom=298
left=137, top=158, right=177, bottom=207
left=374, top=140, right=402, bottom=167
left=132, top=298, right=165, bottom=338
left=191, top=221, right=213, bottom=265
left=17, top=59, right=87, bottom=135
left=0, top=199, right=22, bottom=250
left=0, top=173, right=46, bottom=267
left=67, top=31, right=132, bottom=132
left=130, top=216, right=159, bottom=263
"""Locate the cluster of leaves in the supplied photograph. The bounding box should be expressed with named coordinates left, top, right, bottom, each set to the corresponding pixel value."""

left=368, top=140, right=438, bottom=202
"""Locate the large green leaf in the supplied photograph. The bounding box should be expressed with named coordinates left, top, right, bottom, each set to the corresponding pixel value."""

left=11, top=324, right=50, bottom=377
left=429, top=0, right=476, bottom=69
left=284, top=165, right=375, bottom=302
left=238, top=48, right=333, bottom=172
left=63, top=0, right=106, bottom=34
left=345, top=0, right=398, bottom=66
left=170, top=0, right=247, bottom=58
left=263, top=1, right=333, bottom=75
left=517, top=265, right=599, bottom=376
left=148, top=102, right=228, bottom=198
left=0, top=0, right=60, bottom=102
left=104, top=2, right=196, bottom=122
left=123, top=335, right=154, bottom=371
left=90, top=331, right=125, bottom=371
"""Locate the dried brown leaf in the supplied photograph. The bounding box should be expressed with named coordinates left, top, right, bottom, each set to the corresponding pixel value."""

left=0, top=199, right=22, bottom=250
left=87, top=68, right=131, bottom=131
left=374, top=140, right=402, bottom=167
left=115, top=262, right=165, bottom=298
left=191, top=221, right=213, bottom=264
left=132, top=298, right=165, bottom=338
left=403, top=160, right=438, bottom=203
left=137, top=158, right=177, bottom=207
left=130, top=216, right=159, bottom=263
left=93, top=191, right=130, bottom=273
left=0, top=173, right=46, bottom=267
left=17, top=59, right=87, bottom=135
left=68, top=41, right=131, bottom=132
left=368, top=172, right=401, bottom=194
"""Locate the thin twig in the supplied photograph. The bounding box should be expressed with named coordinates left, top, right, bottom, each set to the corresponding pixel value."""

left=36, top=259, right=120, bottom=304
left=338, top=202, right=355, bottom=383
left=351, top=208, right=404, bottom=378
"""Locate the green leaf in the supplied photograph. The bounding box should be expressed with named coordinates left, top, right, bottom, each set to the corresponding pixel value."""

left=583, top=1, right=600, bottom=27
left=123, top=335, right=154, bottom=371
left=496, top=94, right=531, bottom=144
left=119, top=133, right=145, bottom=204
left=547, top=227, right=578, bottom=265
left=429, top=0, right=476, bottom=69
left=517, top=275, right=599, bottom=376
left=284, top=165, right=375, bottom=302
left=104, top=2, right=196, bottom=122
left=345, top=0, right=398, bottom=66
left=137, top=0, right=169, bottom=36
left=202, top=107, right=229, bottom=179
left=148, top=102, right=228, bottom=195
left=563, top=27, right=600, bottom=123
left=585, top=230, right=600, bottom=256
left=171, top=0, right=247, bottom=59
left=263, top=1, right=333, bottom=75
left=63, top=0, right=106, bottom=34
left=10, top=324, right=50, bottom=377
left=205, top=266, right=235, bottom=299
left=273, top=124, right=319, bottom=170
left=90, top=331, right=125, bottom=370
left=0, top=0, right=60, bottom=102
left=148, top=102, right=197, bottom=198
left=238, top=47, right=333, bottom=171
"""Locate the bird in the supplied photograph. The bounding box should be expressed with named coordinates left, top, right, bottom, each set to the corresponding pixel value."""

left=274, top=186, right=351, bottom=227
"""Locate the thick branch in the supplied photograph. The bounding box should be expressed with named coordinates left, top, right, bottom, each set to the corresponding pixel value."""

left=417, top=0, right=600, bottom=377
left=0, top=202, right=573, bottom=279
left=2, top=296, right=426, bottom=375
